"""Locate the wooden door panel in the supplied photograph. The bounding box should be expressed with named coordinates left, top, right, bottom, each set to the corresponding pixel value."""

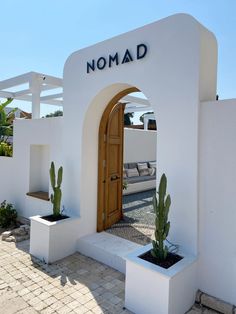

left=109, top=110, right=119, bottom=136
left=97, top=88, right=139, bottom=232
left=108, top=181, right=119, bottom=213
left=109, top=144, right=120, bottom=173
left=104, top=103, right=124, bottom=229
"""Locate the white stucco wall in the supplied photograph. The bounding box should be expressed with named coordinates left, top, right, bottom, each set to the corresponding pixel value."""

left=0, top=157, right=15, bottom=204
left=198, top=99, right=236, bottom=304
left=0, top=117, right=63, bottom=218
left=124, top=128, right=156, bottom=163
left=63, top=13, right=217, bottom=254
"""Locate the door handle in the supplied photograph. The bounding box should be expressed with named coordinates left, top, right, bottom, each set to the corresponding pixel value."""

left=111, top=175, right=120, bottom=181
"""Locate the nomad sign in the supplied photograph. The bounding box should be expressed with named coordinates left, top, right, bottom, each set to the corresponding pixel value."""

left=86, top=43, right=147, bottom=73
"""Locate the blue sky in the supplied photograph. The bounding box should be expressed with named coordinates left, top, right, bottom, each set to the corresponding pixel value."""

left=1, top=0, right=236, bottom=118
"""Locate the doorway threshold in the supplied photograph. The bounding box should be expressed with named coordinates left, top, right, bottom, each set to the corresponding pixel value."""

left=77, top=232, right=141, bottom=274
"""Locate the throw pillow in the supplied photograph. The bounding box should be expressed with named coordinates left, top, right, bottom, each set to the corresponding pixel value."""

left=126, top=168, right=139, bottom=177
left=148, top=167, right=155, bottom=176
left=137, top=162, right=149, bottom=176
left=139, top=168, right=150, bottom=176
left=137, top=162, right=148, bottom=171
left=149, top=161, right=156, bottom=169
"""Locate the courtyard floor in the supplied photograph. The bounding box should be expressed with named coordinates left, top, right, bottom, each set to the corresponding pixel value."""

left=0, top=194, right=221, bottom=314
left=0, top=235, right=221, bottom=314
left=0, top=239, right=131, bottom=314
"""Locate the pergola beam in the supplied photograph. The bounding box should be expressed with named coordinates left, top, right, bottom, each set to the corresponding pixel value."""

left=0, top=72, right=32, bottom=90
left=122, top=95, right=149, bottom=106
left=15, top=94, right=63, bottom=106
left=0, top=91, right=14, bottom=99
left=125, top=105, right=153, bottom=113
left=0, top=72, right=153, bottom=117
left=40, top=93, right=63, bottom=101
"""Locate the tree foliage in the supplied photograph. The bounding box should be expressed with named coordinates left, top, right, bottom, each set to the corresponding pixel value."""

left=124, top=112, right=134, bottom=125
left=45, top=110, right=63, bottom=118
left=0, top=98, right=17, bottom=142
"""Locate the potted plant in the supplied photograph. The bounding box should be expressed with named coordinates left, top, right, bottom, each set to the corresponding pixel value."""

left=42, top=162, right=68, bottom=222
left=30, top=162, right=80, bottom=263
left=125, top=174, right=198, bottom=314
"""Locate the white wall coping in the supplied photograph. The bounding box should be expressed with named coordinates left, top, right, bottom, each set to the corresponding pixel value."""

left=30, top=215, right=80, bottom=227
left=126, top=243, right=198, bottom=279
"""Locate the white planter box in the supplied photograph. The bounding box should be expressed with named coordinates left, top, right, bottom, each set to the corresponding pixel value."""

left=30, top=215, right=80, bottom=263
left=125, top=244, right=198, bottom=314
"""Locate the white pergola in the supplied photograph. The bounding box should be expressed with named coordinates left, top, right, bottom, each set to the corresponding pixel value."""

left=0, top=71, right=153, bottom=119
left=0, top=72, right=63, bottom=118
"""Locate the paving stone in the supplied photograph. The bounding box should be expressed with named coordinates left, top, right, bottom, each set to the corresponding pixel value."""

left=33, top=301, right=47, bottom=311
left=17, top=307, right=38, bottom=314
left=73, top=306, right=89, bottom=313
left=0, top=294, right=28, bottom=313
left=57, top=304, right=73, bottom=313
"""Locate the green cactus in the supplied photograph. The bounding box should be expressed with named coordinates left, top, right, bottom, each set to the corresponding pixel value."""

left=151, top=173, right=171, bottom=260
left=49, top=162, right=63, bottom=217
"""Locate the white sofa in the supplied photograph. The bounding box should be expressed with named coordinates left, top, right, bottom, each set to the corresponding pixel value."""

left=123, top=161, right=156, bottom=195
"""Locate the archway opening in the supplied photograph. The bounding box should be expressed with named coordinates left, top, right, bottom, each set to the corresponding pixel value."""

left=97, top=88, right=157, bottom=245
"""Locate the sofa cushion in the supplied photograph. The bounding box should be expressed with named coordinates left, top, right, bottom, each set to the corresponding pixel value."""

left=126, top=168, right=139, bottom=177
left=149, top=161, right=156, bottom=169
left=126, top=175, right=155, bottom=184
left=128, top=162, right=138, bottom=169
left=137, top=162, right=149, bottom=176
left=148, top=168, right=155, bottom=176
left=137, top=162, right=148, bottom=170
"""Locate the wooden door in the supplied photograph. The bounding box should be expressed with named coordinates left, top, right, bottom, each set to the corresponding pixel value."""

left=97, top=102, right=125, bottom=231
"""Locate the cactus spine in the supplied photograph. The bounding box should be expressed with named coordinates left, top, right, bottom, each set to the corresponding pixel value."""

left=50, top=162, right=63, bottom=217
left=151, top=173, right=171, bottom=260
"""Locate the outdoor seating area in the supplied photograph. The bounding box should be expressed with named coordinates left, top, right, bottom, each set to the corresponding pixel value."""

left=123, top=161, right=156, bottom=195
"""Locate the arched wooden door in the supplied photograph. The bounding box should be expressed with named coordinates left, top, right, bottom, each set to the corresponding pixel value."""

left=97, top=102, right=125, bottom=231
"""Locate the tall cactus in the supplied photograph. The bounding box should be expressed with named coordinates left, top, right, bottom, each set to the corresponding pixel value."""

left=49, top=162, right=63, bottom=217
left=151, top=173, right=171, bottom=260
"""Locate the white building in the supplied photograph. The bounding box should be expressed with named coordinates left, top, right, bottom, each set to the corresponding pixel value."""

left=0, top=13, right=235, bottom=312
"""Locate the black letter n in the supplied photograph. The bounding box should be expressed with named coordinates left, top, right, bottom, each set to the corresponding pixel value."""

left=87, top=60, right=95, bottom=73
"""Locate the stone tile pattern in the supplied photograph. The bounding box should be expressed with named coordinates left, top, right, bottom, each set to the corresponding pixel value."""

left=0, top=239, right=132, bottom=314
left=107, top=189, right=156, bottom=245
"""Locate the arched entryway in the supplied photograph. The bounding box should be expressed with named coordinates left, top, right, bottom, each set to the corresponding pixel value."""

left=97, top=87, right=139, bottom=232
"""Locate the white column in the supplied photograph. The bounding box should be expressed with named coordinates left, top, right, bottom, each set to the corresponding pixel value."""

left=144, top=116, right=149, bottom=130
left=30, top=74, right=41, bottom=119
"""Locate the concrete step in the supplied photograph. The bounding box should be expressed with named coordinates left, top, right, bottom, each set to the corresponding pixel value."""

left=77, top=232, right=141, bottom=274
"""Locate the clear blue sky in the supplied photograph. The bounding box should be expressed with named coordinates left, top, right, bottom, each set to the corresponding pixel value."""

left=1, top=0, right=236, bottom=116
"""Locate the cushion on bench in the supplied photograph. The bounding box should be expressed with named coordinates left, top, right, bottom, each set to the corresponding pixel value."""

left=125, top=175, right=155, bottom=184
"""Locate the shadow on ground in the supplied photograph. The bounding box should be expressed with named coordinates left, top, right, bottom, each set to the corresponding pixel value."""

left=107, top=189, right=156, bottom=245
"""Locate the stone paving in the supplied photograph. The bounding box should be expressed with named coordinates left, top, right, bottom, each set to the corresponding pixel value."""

left=0, top=239, right=132, bottom=314
left=107, top=190, right=156, bottom=245
left=0, top=223, right=232, bottom=314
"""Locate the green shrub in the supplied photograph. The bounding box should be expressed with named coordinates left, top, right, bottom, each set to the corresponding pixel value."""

left=0, top=142, right=13, bottom=157
left=0, top=200, right=17, bottom=228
